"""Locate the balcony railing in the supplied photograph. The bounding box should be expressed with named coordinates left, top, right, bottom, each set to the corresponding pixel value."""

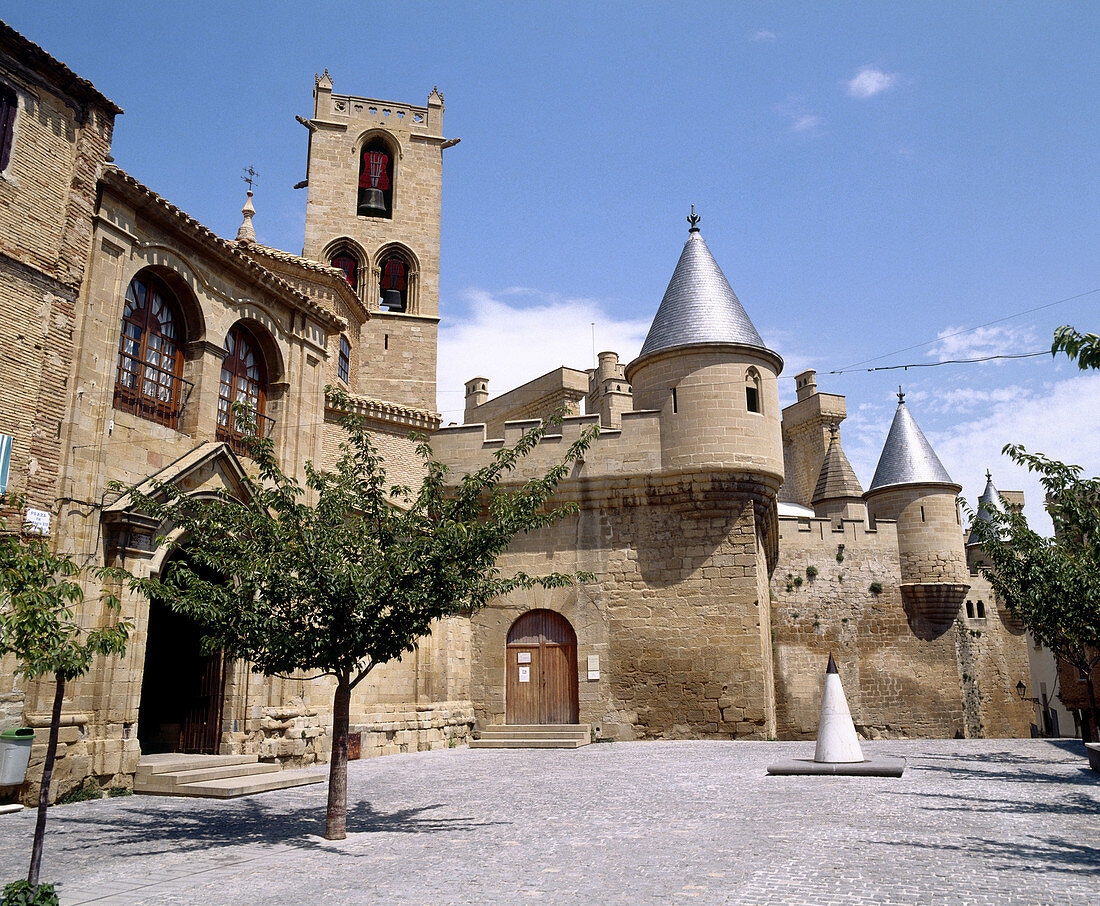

left=216, top=408, right=276, bottom=457
left=113, top=352, right=193, bottom=432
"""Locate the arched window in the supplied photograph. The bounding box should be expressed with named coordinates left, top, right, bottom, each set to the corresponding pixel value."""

left=216, top=325, right=269, bottom=454
left=357, top=136, right=394, bottom=219
left=379, top=252, right=409, bottom=312
left=332, top=253, right=357, bottom=290
left=338, top=336, right=351, bottom=384
left=746, top=367, right=762, bottom=414
left=114, top=272, right=188, bottom=430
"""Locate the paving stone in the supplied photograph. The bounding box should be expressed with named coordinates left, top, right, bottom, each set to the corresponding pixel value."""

left=0, top=739, right=1095, bottom=904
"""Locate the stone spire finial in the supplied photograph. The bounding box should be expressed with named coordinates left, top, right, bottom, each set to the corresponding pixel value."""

left=236, top=190, right=256, bottom=244
left=316, top=68, right=333, bottom=90
left=687, top=204, right=701, bottom=233
left=429, top=85, right=444, bottom=104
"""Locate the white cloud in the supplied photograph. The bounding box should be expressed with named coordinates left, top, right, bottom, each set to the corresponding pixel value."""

left=847, top=66, right=898, bottom=99
left=929, top=373, right=1100, bottom=534
left=751, top=29, right=776, bottom=42
left=437, top=288, right=649, bottom=422
left=929, top=323, right=1039, bottom=362
left=775, top=97, right=824, bottom=135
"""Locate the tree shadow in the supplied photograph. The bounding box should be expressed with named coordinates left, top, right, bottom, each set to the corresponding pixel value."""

left=27, top=798, right=505, bottom=859
left=896, top=787, right=1099, bottom=819
left=886, top=832, right=1100, bottom=876
left=912, top=745, right=1096, bottom=785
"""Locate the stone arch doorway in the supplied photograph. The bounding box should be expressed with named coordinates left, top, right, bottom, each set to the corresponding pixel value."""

left=506, top=609, right=579, bottom=725
left=137, top=557, right=226, bottom=755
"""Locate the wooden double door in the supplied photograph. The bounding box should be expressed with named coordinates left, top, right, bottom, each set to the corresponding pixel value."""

left=506, top=609, right=579, bottom=725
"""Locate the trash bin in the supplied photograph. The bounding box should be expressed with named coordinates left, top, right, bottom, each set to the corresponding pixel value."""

left=0, top=728, right=35, bottom=786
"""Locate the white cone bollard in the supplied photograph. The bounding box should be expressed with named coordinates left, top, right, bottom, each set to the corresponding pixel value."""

left=813, top=653, right=864, bottom=764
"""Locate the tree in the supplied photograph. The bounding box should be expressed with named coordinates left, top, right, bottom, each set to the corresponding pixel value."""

left=0, top=499, right=130, bottom=893
left=967, top=445, right=1100, bottom=742
left=121, top=393, right=597, bottom=840
left=1052, top=324, right=1100, bottom=370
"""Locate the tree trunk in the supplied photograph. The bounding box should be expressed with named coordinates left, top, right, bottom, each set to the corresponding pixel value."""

left=325, top=677, right=351, bottom=840
left=1086, top=671, right=1098, bottom=743
left=28, top=675, right=64, bottom=887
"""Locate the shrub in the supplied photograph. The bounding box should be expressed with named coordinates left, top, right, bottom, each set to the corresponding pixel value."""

left=869, top=581, right=884, bottom=595
left=2, top=880, right=59, bottom=906
left=805, top=565, right=818, bottom=579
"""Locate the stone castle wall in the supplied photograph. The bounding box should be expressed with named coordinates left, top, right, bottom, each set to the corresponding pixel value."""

left=771, top=515, right=1032, bottom=739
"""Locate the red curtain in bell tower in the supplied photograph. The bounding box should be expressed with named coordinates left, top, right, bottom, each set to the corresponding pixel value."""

left=358, top=151, right=390, bottom=190
left=381, top=258, right=407, bottom=291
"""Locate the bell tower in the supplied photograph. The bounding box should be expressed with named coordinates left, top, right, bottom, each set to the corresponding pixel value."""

left=301, top=71, right=455, bottom=411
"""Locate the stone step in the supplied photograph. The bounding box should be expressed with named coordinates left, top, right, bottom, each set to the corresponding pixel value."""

left=135, top=753, right=258, bottom=783
left=469, top=738, right=590, bottom=749
left=478, top=724, right=590, bottom=740
left=135, top=761, right=281, bottom=794
left=162, top=767, right=328, bottom=798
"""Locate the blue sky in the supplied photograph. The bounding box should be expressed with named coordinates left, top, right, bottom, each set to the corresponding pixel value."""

left=7, top=1, right=1098, bottom=530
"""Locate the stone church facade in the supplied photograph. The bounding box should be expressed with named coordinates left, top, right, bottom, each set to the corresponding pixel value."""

left=1, top=22, right=1033, bottom=803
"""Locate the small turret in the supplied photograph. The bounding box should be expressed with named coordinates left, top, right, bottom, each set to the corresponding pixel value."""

left=587, top=351, right=633, bottom=428
left=865, top=389, right=968, bottom=623
left=811, top=424, right=866, bottom=524
left=967, top=469, right=1005, bottom=548
left=464, top=377, right=489, bottom=421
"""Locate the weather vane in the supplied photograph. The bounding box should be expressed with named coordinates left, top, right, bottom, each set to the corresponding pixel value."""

left=687, top=204, right=701, bottom=232
left=242, top=165, right=259, bottom=192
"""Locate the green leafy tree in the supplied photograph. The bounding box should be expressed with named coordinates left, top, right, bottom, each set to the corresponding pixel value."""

left=122, top=393, right=597, bottom=840
left=967, top=445, right=1100, bottom=742
left=0, top=499, right=130, bottom=892
left=1052, top=325, right=1100, bottom=370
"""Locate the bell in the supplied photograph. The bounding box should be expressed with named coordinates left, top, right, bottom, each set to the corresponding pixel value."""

left=357, top=187, right=386, bottom=216
left=381, top=289, right=405, bottom=311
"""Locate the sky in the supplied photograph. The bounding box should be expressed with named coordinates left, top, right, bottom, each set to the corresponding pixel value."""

left=7, top=1, right=1098, bottom=532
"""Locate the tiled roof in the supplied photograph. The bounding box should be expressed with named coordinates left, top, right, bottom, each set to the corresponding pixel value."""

left=0, top=20, right=122, bottom=114
left=102, top=167, right=345, bottom=333
left=241, top=243, right=368, bottom=322
left=812, top=432, right=865, bottom=504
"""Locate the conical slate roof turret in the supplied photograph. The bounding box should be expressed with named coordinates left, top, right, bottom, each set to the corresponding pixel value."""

left=967, top=470, right=1006, bottom=545
left=812, top=425, right=864, bottom=505
left=868, top=390, right=955, bottom=492
left=638, top=208, right=768, bottom=358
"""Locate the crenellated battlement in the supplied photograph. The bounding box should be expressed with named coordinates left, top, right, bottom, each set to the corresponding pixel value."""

left=431, top=410, right=663, bottom=482
left=778, top=513, right=898, bottom=552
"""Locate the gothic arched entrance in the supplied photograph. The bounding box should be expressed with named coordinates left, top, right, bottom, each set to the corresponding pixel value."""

left=137, top=559, right=225, bottom=755
left=506, top=609, right=579, bottom=725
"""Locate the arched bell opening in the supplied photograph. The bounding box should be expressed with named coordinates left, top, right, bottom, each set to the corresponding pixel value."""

left=357, top=134, right=395, bottom=219
left=505, top=609, right=579, bottom=725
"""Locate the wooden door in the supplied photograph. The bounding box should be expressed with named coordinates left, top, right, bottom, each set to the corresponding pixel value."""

left=506, top=610, right=579, bottom=724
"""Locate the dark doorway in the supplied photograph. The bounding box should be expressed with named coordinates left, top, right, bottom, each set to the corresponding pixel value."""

left=137, top=585, right=225, bottom=755
left=506, top=609, right=579, bottom=725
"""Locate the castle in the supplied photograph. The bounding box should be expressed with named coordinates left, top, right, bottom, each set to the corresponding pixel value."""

left=0, top=22, right=1038, bottom=802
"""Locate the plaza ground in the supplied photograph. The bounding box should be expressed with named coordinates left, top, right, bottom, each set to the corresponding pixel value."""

left=1, top=738, right=1096, bottom=905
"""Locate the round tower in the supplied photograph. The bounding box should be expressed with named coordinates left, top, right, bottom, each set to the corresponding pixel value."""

left=864, top=390, right=969, bottom=622
left=624, top=210, right=784, bottom=484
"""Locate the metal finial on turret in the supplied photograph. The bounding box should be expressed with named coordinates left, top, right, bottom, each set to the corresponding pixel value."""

left=829, top=423, right=839, bottom=441
left=985, top=469, right=992, bottom=481
left=236, top=169, right=258, bottom=244
left=687, top=205, right=701, bottom=233
left=897, top=386, right=905, bottom=404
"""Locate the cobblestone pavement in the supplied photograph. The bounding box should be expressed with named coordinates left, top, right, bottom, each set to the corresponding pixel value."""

left=0, top=738, right=1097, bottom=905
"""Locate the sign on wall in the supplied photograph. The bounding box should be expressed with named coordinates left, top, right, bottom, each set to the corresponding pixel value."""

left=24, top=508, right=50, bottom=535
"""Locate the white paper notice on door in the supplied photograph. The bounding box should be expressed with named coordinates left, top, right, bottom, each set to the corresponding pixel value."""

left=518, top=665, right=531, bottom=683
left=517, top=652, right=531, bottom=663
